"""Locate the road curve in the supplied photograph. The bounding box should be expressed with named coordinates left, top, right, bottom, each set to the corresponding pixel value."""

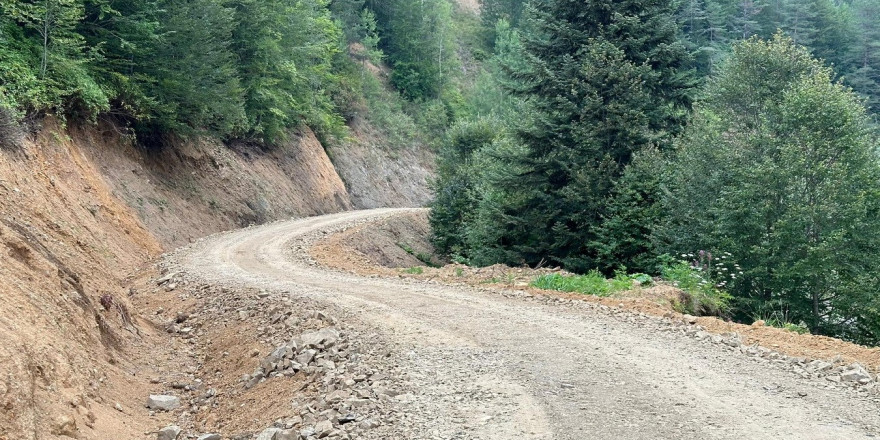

left=171, top=208, right=880, bottom=440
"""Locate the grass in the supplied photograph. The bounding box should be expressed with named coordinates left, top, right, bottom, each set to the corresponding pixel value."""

left=530, top=270, right=649, bottom=297
left=403, top=266, right=423, bottom=275
left=755, top=312, right=811, bottom=334
left=397, top=242, right=440, bottom=268
left=661, top=261, right=732, bottom=317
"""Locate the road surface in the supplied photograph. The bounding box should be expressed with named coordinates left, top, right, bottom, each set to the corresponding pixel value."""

left=170, top=208, right=880, bottom=439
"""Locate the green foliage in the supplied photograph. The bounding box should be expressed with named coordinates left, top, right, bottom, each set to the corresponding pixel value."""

left=368, top=0, right=458, bottom=100
left=230, top=0, right=344, bottom=143
left=755, top=311, right=811, bottom=334
left=661, top=261, right=732, bottom=316
left=593, top=147, right=666, bottom=275
left=403, top=266, right=424, bottom=275
left=531, top=271, right=649, bottom=297
left=447, top=0, right=696, bottom=273
left=659, top=35, right=880, bottom=343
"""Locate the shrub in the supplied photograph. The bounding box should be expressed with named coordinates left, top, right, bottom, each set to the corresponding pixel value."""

left=661, top=260, right=732, bottom=317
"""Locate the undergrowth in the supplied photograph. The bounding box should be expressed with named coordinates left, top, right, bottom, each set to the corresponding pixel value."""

left=661, top=261, right=732, bottom=317
left=530, top=271, right=650, bottom=297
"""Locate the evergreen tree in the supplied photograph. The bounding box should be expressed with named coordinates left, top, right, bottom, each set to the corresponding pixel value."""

left=476, top=0, right=695, bottom=271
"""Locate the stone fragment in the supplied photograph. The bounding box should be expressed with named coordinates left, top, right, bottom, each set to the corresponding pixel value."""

left=296, top=349, right=317, bottom=366
left=301, top=328, right=340, bottom=348
left=841, top=364, right=873, bottom=383
left=146, top=395, right=181, bottom=411
left=157, top=425, right=182, bottom=440
left=315, top=420, right=334, bottom=438
left=196, top=434, right=221, bottom=440
left=256, top=427, right=282, bottom=440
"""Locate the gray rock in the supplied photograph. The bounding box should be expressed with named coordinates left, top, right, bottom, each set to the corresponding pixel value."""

left=808, top=360, right=833, bottom=373
left=196, top=434, right=221, bottom=440
left=315, top=420, right=334, bottom=438
left=255, top=427, right=282, bottom=440
left=157, top=425, right=182, bottom=440
left=841, top=364, right=872, bottom=383
left=359, top=419, right=380, bottom=429
left=146, top=395, right=181, bottom=411
left=275, top=430, right=297, bottom=440
left=296, top=349, right=317, bottom=366
left=299, top=428, right=315, bottom=439
left=301, top=328, right=340, bottom=348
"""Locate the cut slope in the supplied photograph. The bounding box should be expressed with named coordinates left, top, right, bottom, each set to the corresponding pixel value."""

left=75, top=124, right=352, bottom=248
left=0, top=120, right=162, bottom=439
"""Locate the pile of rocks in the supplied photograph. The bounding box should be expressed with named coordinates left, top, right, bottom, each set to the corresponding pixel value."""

left=244, top=326, right=343, bottom=388
left=245, top=322, right=397, bottom=439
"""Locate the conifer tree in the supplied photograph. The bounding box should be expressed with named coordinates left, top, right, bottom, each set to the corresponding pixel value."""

left=477, top=0, right=695, bottom=271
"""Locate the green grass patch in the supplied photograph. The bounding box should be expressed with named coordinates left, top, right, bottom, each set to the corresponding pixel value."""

left=530, top=271, right=649, bottom=297
left=403, top=266, right=424, bottom=275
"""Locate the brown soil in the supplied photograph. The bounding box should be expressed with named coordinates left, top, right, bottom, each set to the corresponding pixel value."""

left=0, top=119, right=162, bottom=439
left=74, top=122, right=352, bottom=248
left=311, top=210, right=880, bottom=371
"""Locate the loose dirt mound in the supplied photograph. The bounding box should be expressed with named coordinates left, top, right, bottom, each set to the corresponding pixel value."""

left=312, top=211, right=880, bottom=372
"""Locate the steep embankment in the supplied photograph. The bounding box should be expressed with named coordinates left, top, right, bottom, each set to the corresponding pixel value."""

left=0, top=116, right=432, bottom=439
left=73, top=123, right=353, bottom=248
left=0, top=120, right=163, bottom=438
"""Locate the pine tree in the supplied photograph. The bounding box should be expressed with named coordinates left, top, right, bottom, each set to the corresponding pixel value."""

left=479, top=0, right=695, bottom=271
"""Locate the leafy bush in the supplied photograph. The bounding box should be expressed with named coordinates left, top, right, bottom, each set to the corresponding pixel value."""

left=661, top=260, right=732, bottom=317
left=530, top=271, right=648, bottom=297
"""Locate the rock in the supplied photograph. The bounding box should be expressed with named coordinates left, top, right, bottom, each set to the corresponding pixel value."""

left=721, top=334, right=741, bottom=347
left=296, top=349, right=317, bottom=366
left=256, top=427, right=282, bottom=440
left=315, top=420, right=334, bottom=438
left=359, top=419, right=380, bottom=429
left=808, top=360, right=833, bottom=373
left=52, top=415, right=78, bottom=438
left=146, top=395, right=181, bottom=411
left=682, top=314, right=698, bottom=324
left=275, top=430, right=297, bottom=440
left=157, top=425, right=182, bottom=440
left=299, top=428, right=315, bottom=439
left=196, top=434, right=221, bottom=440
left=301, top=328, right=340, bottom=348
left=338, top=414, right=357, bottom=424
left=156, top=272, right=178, bottom=285
left=326, top=390, right=350, bottom=404
left=841, top=364, right=873, bottom=383
left=114, top=402, right=124, bottom=412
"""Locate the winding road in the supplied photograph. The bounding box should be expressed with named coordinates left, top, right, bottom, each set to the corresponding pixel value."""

left=170, top=208, right=880, bottom=440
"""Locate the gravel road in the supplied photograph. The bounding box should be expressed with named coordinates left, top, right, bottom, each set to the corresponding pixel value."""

left=169, top=208, right=880, bottom=440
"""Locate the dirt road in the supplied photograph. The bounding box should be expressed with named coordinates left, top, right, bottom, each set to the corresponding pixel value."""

left=169, top=208, right=880, bottom=440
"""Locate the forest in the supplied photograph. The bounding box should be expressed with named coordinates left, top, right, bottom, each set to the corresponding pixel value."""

left=1, top=0, right=880, bottom=344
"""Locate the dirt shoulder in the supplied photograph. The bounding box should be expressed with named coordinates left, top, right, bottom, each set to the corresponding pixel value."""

left=311, top=209, right=880, bottom=372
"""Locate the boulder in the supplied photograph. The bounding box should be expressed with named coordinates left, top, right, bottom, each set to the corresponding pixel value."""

left=146, top=395, right=181, bottom=411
